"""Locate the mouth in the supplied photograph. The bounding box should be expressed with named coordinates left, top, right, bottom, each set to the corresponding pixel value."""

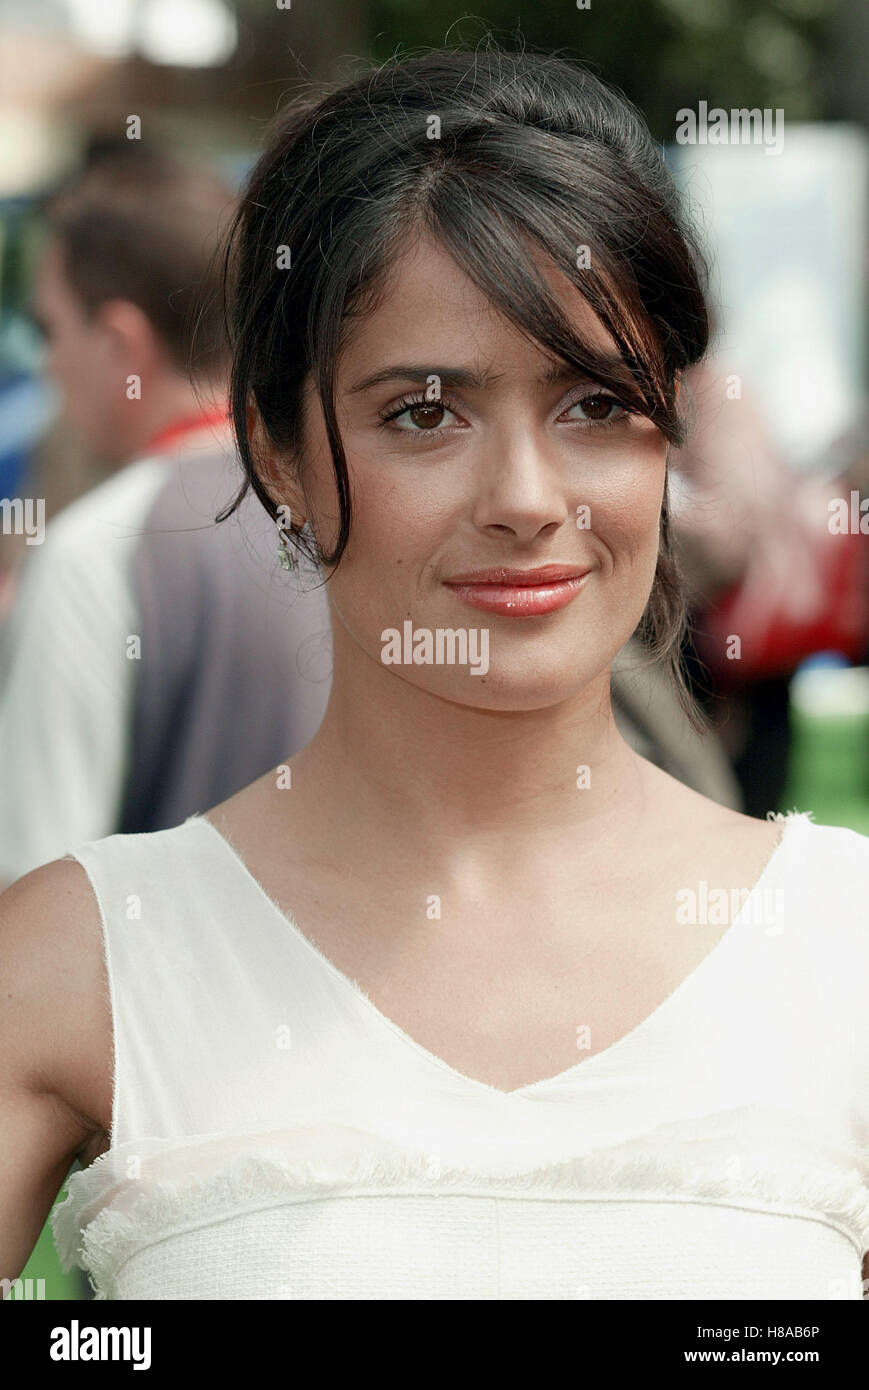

left=442, top=565, right=592, bottom=617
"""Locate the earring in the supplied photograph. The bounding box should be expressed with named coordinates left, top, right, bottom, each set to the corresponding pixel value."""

left=276, top=522, right=298, bottom=571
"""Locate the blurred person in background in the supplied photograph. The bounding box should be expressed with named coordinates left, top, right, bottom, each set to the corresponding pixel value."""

left=0, top=144, right=330, bottom=891
left=668, top=356, right=797, bottom=816
left=610, top=632, right=741, bottom=809
left=668, top=357, right=869, bottom=816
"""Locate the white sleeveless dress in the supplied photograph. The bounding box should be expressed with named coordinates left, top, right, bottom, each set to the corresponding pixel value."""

left=51, top=809, right=869, bottom=1300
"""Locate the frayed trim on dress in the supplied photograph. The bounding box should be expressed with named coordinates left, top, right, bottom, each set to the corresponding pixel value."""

left=51, top=1115, right=869, bottom=1298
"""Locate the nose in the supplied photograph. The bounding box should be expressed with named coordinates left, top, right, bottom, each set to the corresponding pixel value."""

left=470, top=425, right=571, bottom=542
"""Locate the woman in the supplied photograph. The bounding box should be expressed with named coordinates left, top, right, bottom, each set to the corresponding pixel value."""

left=3, top=41, right=868, bottom=1301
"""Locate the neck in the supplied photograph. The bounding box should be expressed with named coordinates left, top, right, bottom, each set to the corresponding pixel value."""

left=113, top=376, right=228, bottom=463
left=293, top=627, right=650, bottom=885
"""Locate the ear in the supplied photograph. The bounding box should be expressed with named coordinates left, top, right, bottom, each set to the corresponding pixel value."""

left=247, top=404, right=307, bottom=529
left=93, top=298, right=162, bottom=371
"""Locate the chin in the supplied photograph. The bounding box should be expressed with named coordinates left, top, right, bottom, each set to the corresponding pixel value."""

left=405, top=661, right=607, bottom=713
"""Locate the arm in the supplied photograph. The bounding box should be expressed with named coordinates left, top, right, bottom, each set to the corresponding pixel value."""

left=0, top=858, right=112, bottom=1281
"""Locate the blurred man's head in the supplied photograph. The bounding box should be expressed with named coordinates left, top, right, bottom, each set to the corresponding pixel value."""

left=32, top=147, right=235, bottom=465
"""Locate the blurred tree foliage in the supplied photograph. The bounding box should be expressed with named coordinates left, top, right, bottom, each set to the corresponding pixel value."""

left=365, top=0, right=836, bottom=139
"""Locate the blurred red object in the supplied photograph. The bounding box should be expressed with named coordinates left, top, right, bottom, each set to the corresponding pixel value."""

left=692, top=473, right=869, bottom=685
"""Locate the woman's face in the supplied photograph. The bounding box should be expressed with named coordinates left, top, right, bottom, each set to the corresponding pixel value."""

left=281, top=232, right=669, bottom=711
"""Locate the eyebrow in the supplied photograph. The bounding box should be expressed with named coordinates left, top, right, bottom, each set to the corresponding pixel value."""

left=347, top=357, right=625, bottom=395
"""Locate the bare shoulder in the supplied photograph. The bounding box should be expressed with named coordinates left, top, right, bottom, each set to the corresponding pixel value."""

left=201, top=763, right=317, bottom=867
left=637, top=758, right=785, bottom=874
left=202, top=766, right=282, bottom=837
left=0, top=856, right=112, bottom=1159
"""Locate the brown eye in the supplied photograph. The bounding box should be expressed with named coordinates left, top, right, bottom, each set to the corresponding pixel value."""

left=380, top=394, right=462, bottom=435
left=575, top=394, right=618, bottom=421
left=403, top=402, right=446, bottom=430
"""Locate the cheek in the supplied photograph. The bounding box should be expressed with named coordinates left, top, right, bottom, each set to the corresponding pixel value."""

left=583, top=448, right=667, bottom=570
left=53, top=333, right=98, bottom=394
left=322, top=458, right=450, bottom=572
left=56, top=360, right=94, bottom=428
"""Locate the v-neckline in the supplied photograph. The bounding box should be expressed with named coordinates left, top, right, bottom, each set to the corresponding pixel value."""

left=191, top=810, right=805, bottom=1102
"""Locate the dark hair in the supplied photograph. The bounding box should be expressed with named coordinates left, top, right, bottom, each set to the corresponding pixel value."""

left=219, top=38, right=712, bottom=729
left=43, top=146, right=236, bottom=383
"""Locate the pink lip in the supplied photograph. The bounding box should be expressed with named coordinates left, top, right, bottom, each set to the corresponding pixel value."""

left=443, top=567, right=592, bottom=617
left=446, top=564, right=588, bottom=584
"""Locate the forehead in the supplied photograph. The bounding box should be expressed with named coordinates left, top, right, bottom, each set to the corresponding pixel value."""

left=337, top=231, right=618, bottom=380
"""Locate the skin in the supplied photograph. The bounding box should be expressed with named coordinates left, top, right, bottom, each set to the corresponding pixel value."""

left=0, top=230, right=824, bottom=1284
left=29, top=237, right=216, bottom=468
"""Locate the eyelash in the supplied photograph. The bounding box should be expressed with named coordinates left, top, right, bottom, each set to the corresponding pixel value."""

left=377, top=390, right=636, bottom=444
